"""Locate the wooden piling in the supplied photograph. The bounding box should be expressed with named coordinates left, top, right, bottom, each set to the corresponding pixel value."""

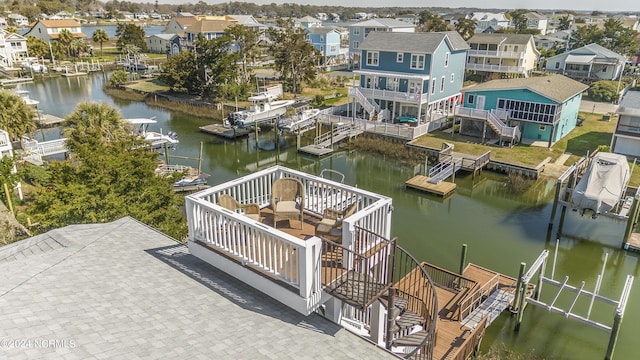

left=515, top=275, right=527, bottom=332
left=548, top=179, right=562, bottom=230
left=512, top=262, right=526, bottom=313
left=623, top=195, right=640, bottom=248
left=459, top=244, right=468, bottom=275
left=3, top=183, right=14, bottom=214
left=605, top=312, right=623, bottom=360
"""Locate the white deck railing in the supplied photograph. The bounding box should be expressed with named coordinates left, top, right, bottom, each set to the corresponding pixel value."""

left=0, top=130, right=10, bottom=149
left=467, top=49, right=525, bottom=59
left=354, top=86, right=429, bottom=104
left=186, top=166, right=394, bottom=308
left=465, top=63, right=527, bottom=74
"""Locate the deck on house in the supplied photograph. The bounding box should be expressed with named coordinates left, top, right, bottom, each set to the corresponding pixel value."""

left=405, top=175, right=457, bottom=197
left=199, top=124, right=254, bottom=139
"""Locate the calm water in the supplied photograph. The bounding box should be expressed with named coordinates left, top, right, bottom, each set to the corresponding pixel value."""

left=16, top=74, right=640, bottom=359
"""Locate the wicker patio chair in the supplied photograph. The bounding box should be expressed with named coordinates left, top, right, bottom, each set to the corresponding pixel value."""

left=315, top=202, right=358, bottom=242
left=218, top=194, right=261, bottom=222
left=271, top=178, right=304, bottom=229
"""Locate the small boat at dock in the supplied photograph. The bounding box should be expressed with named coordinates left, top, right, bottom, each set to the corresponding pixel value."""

left=277, top=108, right=321, bottom=132
left=124, top=117, right=178, bottom=150
left=227, top=92, right=295, bottom=128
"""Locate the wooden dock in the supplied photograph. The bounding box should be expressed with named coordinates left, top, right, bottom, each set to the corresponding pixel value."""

left=624, top=232, right=640, bottom=252
left=61, top=72, right=88, bottom=77
left=199, top=124, right=254, bottom=139
left=298, top=144, right=335, bottom=157
left=405, top=175, right=456, bottom=197
left=0, top=77, right=33, bottom=86
left=173, top=184, right=210, bottom=193
left=36, top=114, right=65, bottom=127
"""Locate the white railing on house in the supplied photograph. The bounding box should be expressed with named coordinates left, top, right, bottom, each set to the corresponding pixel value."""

left=348, top=87, right=380, bottom=118
left=455, top=107, right=520, bottom=141
left=467, top=49, right=525, bottom=59
left=186, top=166, right=394, bottom=313
left=354, top=86, right=429, bottom=104
left=465, top=63, right=527, bottom=74
left=0, top=130, right=10, bottom=149
left=23, top=137, right=68, bottom=157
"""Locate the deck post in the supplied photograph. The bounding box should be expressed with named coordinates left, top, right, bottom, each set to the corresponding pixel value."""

left=512, top=262, right=526, bottom=313
left=459, top=244, right=468, bottom=275
left=198, top=142, right=203, bottom=175
left=622, top=195, right=640, bottom=247
left=370, top=300, right=386, bottom=346
left=330, top=122, right=334, bottom=149
left=548, top=179, right=562, bottom=230
left=164, top=143, right=170, bottom=165
left=605, top=311, right=623, bottom=360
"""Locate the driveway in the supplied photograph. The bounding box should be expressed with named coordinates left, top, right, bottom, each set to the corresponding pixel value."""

left=579, top=100, right=619, bottom=114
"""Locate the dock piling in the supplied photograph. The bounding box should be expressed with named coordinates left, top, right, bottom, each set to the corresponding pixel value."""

left=459, top=244, right=467, bottom=275
left=605, top=312, right=623, bottom=360
left=512, top=262, right=526, bottom=313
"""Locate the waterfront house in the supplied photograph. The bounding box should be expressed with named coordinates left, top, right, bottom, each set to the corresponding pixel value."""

left=162, top=15, right=198, bottom=36
left=305, top=27, right=341, bottom=65
left=184, top=19, right=234, bottom=48
left=534, top=35, right=567, bottom=52
left=297, top=15, right=322, bottom=29
left=348, top=18, right=415, bottom=69
left=24, top=19, right=86, bottom=42
left=524, top=12, right=549, bottom=35
left=469, top=12, right=509, bottom=33
left=458, top=74, right=588, bottom=147
left=7, top=14, right=28, bottom=27
left=0, top=29, right=28, bottom=68
left=396, top=14, right=418, bottom=25
left=145, top=33, right=181, bottom=55
left=544, top=43, right=626, bottom=82
left=226, top=14, right=268, bottom=34
left=466, top=33, right=540, bottom=78
left=352, top=31, right=469, bottom=123
left=611, top=91, right=640, bottom=157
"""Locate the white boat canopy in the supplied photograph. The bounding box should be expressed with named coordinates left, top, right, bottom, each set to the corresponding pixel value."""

left=571, top=152, right=630, bottom=214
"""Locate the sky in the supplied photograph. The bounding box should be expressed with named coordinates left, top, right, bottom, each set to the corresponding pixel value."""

left=156, top=0, right=640, bottom=13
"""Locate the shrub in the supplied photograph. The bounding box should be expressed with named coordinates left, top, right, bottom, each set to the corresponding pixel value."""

left=588, top=80, right=623, bottom=102
left=18, top=163, right=50, bottom=185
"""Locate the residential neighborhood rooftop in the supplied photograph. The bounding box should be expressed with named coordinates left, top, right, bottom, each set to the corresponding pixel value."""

left=467, top=33, right=534, bottom=45
left=0, top=217, right=393, bottom=359
left=616, top=90, right=640, bottom=116
left=360, top=31, right=469, bottom=53
left=348, top=18, right=414, bottom=28
left=466, top=74, right=590, bottom=103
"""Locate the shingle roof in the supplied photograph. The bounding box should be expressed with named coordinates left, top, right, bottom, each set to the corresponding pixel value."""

left=360, top=31, right=469, bottom=53
left=467, top=75, right=589, bottom=103
left=149, top=33, right=178, bottom=40
left=306, top=27, right=339, bottom=35
left=189, top=19, right=233, bottom=33
left=39, top=19, right=82, bottom=28
left=174, top=16, right=198, bottom=27
left=617, top=91, right=640, bottom=116
left=0, top=217, right=395, bottom=359
left=571, top=43, right=627, bottom=61
left=349, top=18, right=415, bottom=28
left=467, top=33, right=533, bottom=45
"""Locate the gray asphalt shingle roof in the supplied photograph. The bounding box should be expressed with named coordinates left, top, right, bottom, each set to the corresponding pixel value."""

left=466, top=74, right=589, bottom=103
left=0, top=217, right=394, bottom=359
left=360, top=31, right=469, bottom=53
left=467, top=33, right=534, bottom=45
left=617, top=91, right=640, bottom=117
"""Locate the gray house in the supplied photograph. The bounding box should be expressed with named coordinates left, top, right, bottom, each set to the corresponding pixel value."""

left=348, top=18, right=415, bottom=69
left=611, top=91, right=640, bottom=157
left=545, top=43, right=626, bottom=82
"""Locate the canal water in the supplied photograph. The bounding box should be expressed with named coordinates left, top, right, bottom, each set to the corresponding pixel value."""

left=17, top=74, right=640, bottom=359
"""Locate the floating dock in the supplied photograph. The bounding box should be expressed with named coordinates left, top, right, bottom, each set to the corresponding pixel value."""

left=0, top=77, right=33, bottom=86
left=36, top=114, right=65, bottom=127
left=298, top=144, right=335, bottom=157
left=61, top=72, right=88, bottom=77
left=199, top=124, right=254, bottom=139
left=405, top=175, right=456, bottom=197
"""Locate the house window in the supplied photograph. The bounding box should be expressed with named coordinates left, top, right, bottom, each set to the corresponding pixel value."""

left=468, top=95, right=475, bottom=104
left=450, top=73, right=455, bottom=83
left=320, top=36, right=324, bottom=42
left=330, top=45, right=337, bottom=52
left=410, top=54, right=425, bottom=70
left=397, top=53, right=404, bottom=63
left=602, top=66, right=607, bottom=72
left=320, top=46, right=324, bottom=52
left=444, top=52, right=450, bottom=67
left=440, top=76, right=445, bottom=92
left=353, top=27, right=360, bottom=35
left=366, top=51, right=379, bottom=66
left=431, top=80, right=436, bottom=94
left=540, top=125, right=547, bottom=131
left=353, top=41, right=359, bottom=49
left=514, top=45, right=519, bottom=52
left=555, top=62, right=560, bottom=69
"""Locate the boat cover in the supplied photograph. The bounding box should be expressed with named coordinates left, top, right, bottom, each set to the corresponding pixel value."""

left=571, top=152, right=630, bottom=214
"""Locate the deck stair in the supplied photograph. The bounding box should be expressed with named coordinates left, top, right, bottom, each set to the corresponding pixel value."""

left=379, top=295, right=428, bottom=347
left=461, top=289, right=515, bottom=329
left=348, top=87, right=381, bottom=121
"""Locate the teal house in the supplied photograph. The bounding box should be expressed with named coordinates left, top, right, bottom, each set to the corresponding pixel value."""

left=352, top=31, right=469, bottom=123
left=459, top=75, right=588, bottom=147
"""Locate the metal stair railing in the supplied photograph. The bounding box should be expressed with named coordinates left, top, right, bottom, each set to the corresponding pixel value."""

left=428, top=157, right=461, bottom=184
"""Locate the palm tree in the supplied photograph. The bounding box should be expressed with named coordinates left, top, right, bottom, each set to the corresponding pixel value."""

left=0, top=90, right=36, bottom=141
left=455, top=18, right=477, bottom=40
left=92, top=28, right=109, bottom=58
left=58, top=29, right=74, bottom=58
left=69, top=39, right=89, bottom=58
left=63, top=102, right=129, bottom=153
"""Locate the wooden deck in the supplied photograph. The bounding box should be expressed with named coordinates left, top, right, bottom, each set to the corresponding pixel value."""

left=298, top=144, right=335, bottom=157
left=199, top=124, right=254, bottom=139
left=35, top=113, right=65, bottom=127
left=625, top=232, right=640, bottom=252
left=405, top=175, right=457, bottom=197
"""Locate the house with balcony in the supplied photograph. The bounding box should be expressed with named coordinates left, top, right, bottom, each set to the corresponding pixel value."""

left=186, top=165, right=500, bottom=360
left=348, top=18, right=415, bottom=69
left=524, top=12, right=548, bottom=35
left=24, top=19, right=86, bottom=42
left=534, top=35, right=567, bottom=52
left=544, top=43, right=626, bottom=82
left=0, top=29, right=28, bottom=69
left=183, top=19, right=234, bottom=49
left=145, top=33, right=181, bottom=55
left=469, top=12, right=509, bottom=33
left=7, top=14, right=28, bottom=27
left=163, top=15, right=199, bottom=36
left=457, top=74, right=588, bottom=147
left=466, top=33, right=540, bottom=78
left=305, top=27, right=341, bottom=66
left=611, top=91, right=640, bottom=157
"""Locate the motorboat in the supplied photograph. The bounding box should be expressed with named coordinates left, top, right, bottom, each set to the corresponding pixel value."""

left=124, top=117, right=178, bottom=150
left=155, top=163, right=209, bottom=187
left=277, top=108, right=321, bottom=132
left=227, top=92, right=295, bottom=128
left=571, top=152, right=630, bottom=216
left=13, top=90, right=39, bottom=106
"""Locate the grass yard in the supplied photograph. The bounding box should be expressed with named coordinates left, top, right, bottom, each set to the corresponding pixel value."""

left=124, top=78, right=170, bottom=93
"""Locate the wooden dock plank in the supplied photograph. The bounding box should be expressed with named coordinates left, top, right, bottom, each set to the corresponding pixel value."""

left=625, top=232, right=640, bottom=252
left=298, top=144, right=334, bottom=157
left=36, top=114, right=65, bottom=127
left=199, top=124, right=254, bottom=139
left=405, top=175, right=456, bottom=197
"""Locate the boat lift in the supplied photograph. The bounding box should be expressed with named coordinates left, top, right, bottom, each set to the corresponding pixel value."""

left=512, top=240, right=634, bottom=360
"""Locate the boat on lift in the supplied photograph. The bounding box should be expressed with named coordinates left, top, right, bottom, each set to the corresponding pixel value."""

left=124, top=117, right=178, bottom=150
left=277, top=108, right=321, bottom=132
left=227, top=92, right=295, bottom=128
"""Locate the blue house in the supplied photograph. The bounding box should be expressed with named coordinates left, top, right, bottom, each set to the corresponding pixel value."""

left=459, top=74, right=588, bottom=147
left=351, top=31, right=469, bottom=123
left=305, top=27, right=341, bottom=65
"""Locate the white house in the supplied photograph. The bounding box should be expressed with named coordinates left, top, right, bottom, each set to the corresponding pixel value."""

left=524, top=12, right=549, bottom=35
left=7, top=14, right=28, bottom=27
left=611, top=91, right=640, bottom=157
left=470, top=12, right=509, bottom=33
left=145, top=33, right=180, bottom=55
left=24, top=19, right=86, bottom=42
left=466, top=33, right=541, bottom=78
left=545, top=43, right=626, bottom=82
left=0, top=29, right=29, bottom=68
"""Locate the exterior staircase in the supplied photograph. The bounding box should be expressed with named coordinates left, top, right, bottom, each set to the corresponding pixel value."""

left=381, top=296, right=429, bottom=348
left=461, top=289, right=515, bottom=329
left=485, top=111, right=520, bottom=144
left=348, top=87, right=382, bottom=121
